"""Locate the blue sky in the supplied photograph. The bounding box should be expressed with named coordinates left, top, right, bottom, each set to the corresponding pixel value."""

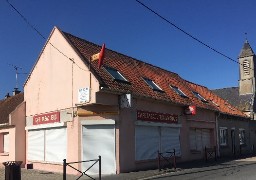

left=0, top=0, right=255, bottom=98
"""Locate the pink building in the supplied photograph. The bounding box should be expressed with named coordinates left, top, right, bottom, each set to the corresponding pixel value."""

left=24, top=27, right=246, bottom=175
left=0, top=91, right=25, bottom=167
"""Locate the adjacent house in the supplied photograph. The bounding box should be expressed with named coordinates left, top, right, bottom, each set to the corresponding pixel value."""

left=0, top=90, right=25, bottom=167
left=24, top=26, right=248, bottom=175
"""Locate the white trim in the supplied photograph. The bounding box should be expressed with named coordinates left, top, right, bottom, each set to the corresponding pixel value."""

left=219, top=127, right=227, bottom=129
left=135, top=121, right=182, bottom=128
left=80, top=119, right=115, bottom=125
left=25, top=122, right=66, bottom=130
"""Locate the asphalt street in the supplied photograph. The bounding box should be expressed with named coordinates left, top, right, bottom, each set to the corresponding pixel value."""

left=1, top=156, right=256, bottom=179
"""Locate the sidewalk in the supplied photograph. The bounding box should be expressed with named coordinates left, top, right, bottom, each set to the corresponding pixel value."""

left=0, top=156, right=256, bottom=180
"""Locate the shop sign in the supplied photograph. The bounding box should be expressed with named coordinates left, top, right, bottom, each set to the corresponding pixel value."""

left=33, top=112, right=60, bottom=125
left=184, top=105, right=196, bottom=115
left=78, top=87, right=90, bottom=103
left=137, top=110, right=178, bottom=123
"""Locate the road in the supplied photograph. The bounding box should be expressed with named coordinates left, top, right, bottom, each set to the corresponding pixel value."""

left=142, top=159, right=256, bottom=180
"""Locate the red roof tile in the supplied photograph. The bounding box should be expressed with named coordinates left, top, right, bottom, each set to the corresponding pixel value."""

left=0, top=93, right=24, bottom=124
left=62, top=31, right=247, bottom=118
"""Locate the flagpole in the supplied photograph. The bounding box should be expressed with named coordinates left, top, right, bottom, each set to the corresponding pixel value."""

left=89, top=56, right=92, bottom=103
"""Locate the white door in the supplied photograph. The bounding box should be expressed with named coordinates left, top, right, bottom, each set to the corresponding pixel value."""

left=82, top=125, right=116, bottom=175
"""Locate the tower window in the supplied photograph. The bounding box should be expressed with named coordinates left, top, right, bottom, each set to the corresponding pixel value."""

left=243, top=60, right=250, bottom=76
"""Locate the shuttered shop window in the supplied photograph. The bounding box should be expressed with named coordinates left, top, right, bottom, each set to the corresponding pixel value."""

left=136, top=125, right=181, bottom=160
left=161, top=127, right=181, bottom=156
left=202, top=129, right=210, bottom=148
left=45, top=128, right=67, bottom=163
left=28, top=128, right=67, bottom=162
left=28, top=130, right=44, bottom=161
left=135, top=126, right=159, bottom=160
left=189, top=128, right=211, bottom=151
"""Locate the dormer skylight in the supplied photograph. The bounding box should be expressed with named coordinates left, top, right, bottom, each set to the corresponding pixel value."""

left=104, top=66, right=128, bottom=83
left=143, top=78, right=163, bottom=92
left=170, top=85, right=188, bottom=98
left=192, top=91, right=208, bottom=103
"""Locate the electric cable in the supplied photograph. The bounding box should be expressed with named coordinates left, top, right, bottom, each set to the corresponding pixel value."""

left=135, top=0, right=251, bottom=69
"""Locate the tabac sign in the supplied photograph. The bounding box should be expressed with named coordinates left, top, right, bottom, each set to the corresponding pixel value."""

left=33, top=112, right=60, bottom=125
left=137, top=110, right=178, bottom=124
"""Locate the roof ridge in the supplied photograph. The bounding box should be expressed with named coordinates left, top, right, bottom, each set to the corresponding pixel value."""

left=62, top=31, right=180, bottom=77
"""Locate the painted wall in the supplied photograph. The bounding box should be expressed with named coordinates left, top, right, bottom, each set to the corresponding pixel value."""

left=24, top=27, right=100, bottom=117
left=117, top=97, right=216, bottom=173
left=0, top=101, right=26, bottom=167
left=218, top=116, right=250, bottom=157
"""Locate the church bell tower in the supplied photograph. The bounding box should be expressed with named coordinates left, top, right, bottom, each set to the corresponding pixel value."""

left=238, top=40, right=256, bottom=95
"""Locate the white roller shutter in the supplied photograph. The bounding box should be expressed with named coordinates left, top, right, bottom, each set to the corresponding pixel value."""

left=3, top=133, right=9, bottom=153
left=45, top=128, right=67, bottom=162
left=161, top=127, right=181, bottom=156
left=189, top=129, right=197, bottom=150
left=196, top=129, right=203, bottom=151
left=135, top=126, right=159, bottom=160
left=82, top=125, right=116, bottom=175
left=28, top=130, right=44, bottom=161
left=202, top=129, right=211, bottom=149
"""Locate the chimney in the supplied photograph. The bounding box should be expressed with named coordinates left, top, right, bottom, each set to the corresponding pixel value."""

left=13, top=88, right=21, bottom=96
left=5, top=93, right=10, bottom=99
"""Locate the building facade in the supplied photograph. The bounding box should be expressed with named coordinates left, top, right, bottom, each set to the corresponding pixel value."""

left=24, top=27, right=248, bottom=175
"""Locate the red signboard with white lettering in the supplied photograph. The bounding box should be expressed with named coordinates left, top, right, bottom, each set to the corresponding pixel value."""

left=137, top=110, right=178, bottom=124
left=33, top=112, right=60, bottom=125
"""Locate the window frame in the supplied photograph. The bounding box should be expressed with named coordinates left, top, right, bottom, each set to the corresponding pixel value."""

left=192, top=91, right=208, bottom=103
left=143, top=78, right=164, bottom=92
left=239, top=129, right=246, bottom=145
left=104, top=66, right=129, bottom=83
left=170, top=85, right=188, bottom=98
left=219, top=127, right=228, bottom=146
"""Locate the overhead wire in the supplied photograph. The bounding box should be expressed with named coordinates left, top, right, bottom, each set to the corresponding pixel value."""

left=135, top=0, right=251, bottom=69
left=5, top=0, right=89, bottom=73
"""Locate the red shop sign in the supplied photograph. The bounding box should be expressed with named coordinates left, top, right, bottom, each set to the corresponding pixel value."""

left=33, top=112, right=60, bottom=125
left=137, top=110, right=178, bottom=124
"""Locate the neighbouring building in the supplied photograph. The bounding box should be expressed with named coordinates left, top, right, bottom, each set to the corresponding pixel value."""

left=0, top=90, right=25, bottom=167
left=213, top=40, right=256, bottom=157
left=24, top=26, right=248, bottom=175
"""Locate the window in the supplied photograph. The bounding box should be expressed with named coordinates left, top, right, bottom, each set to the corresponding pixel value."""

left=192, top=91, right=208, bottom=103
left=143, top=78, right=163, bottom=92
left=171, top=86, right=188, bottom=98
left=219, top=128, right=228, bottom=146
left=28, top=128, right=67, bottom=163
left=135, top=126, right=181, bottom=160
left=0, top=133, right=9, bottom=153
left=189, top=128, right=211, bottom=151
left=243, top=60, right=250, bottom=76
left=239, top=129, right=246, bottom=145
left=104, top=66, right=128, bottom=82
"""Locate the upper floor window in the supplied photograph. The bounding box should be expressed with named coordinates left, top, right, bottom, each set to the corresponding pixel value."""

left=143, top=78, right=163, bottom=92
left=243, top=60, right=250, bottom=76
left=170, top=86, right=188, bottom=98
left=192, top=91, right=208, bottom=103
left=104, top=66, right=128, bottom=82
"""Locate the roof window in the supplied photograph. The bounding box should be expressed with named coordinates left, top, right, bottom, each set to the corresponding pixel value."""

left=170, top=85, right=188, bottom=98
left=104, top=66, right=128, bottom=82
left=192, top=91, right=208, bottom=103
left=143, top=78, right=163, bottom=92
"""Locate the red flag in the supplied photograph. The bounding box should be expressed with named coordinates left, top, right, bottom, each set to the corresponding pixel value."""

left=98, top=43, right=105, bottom=68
